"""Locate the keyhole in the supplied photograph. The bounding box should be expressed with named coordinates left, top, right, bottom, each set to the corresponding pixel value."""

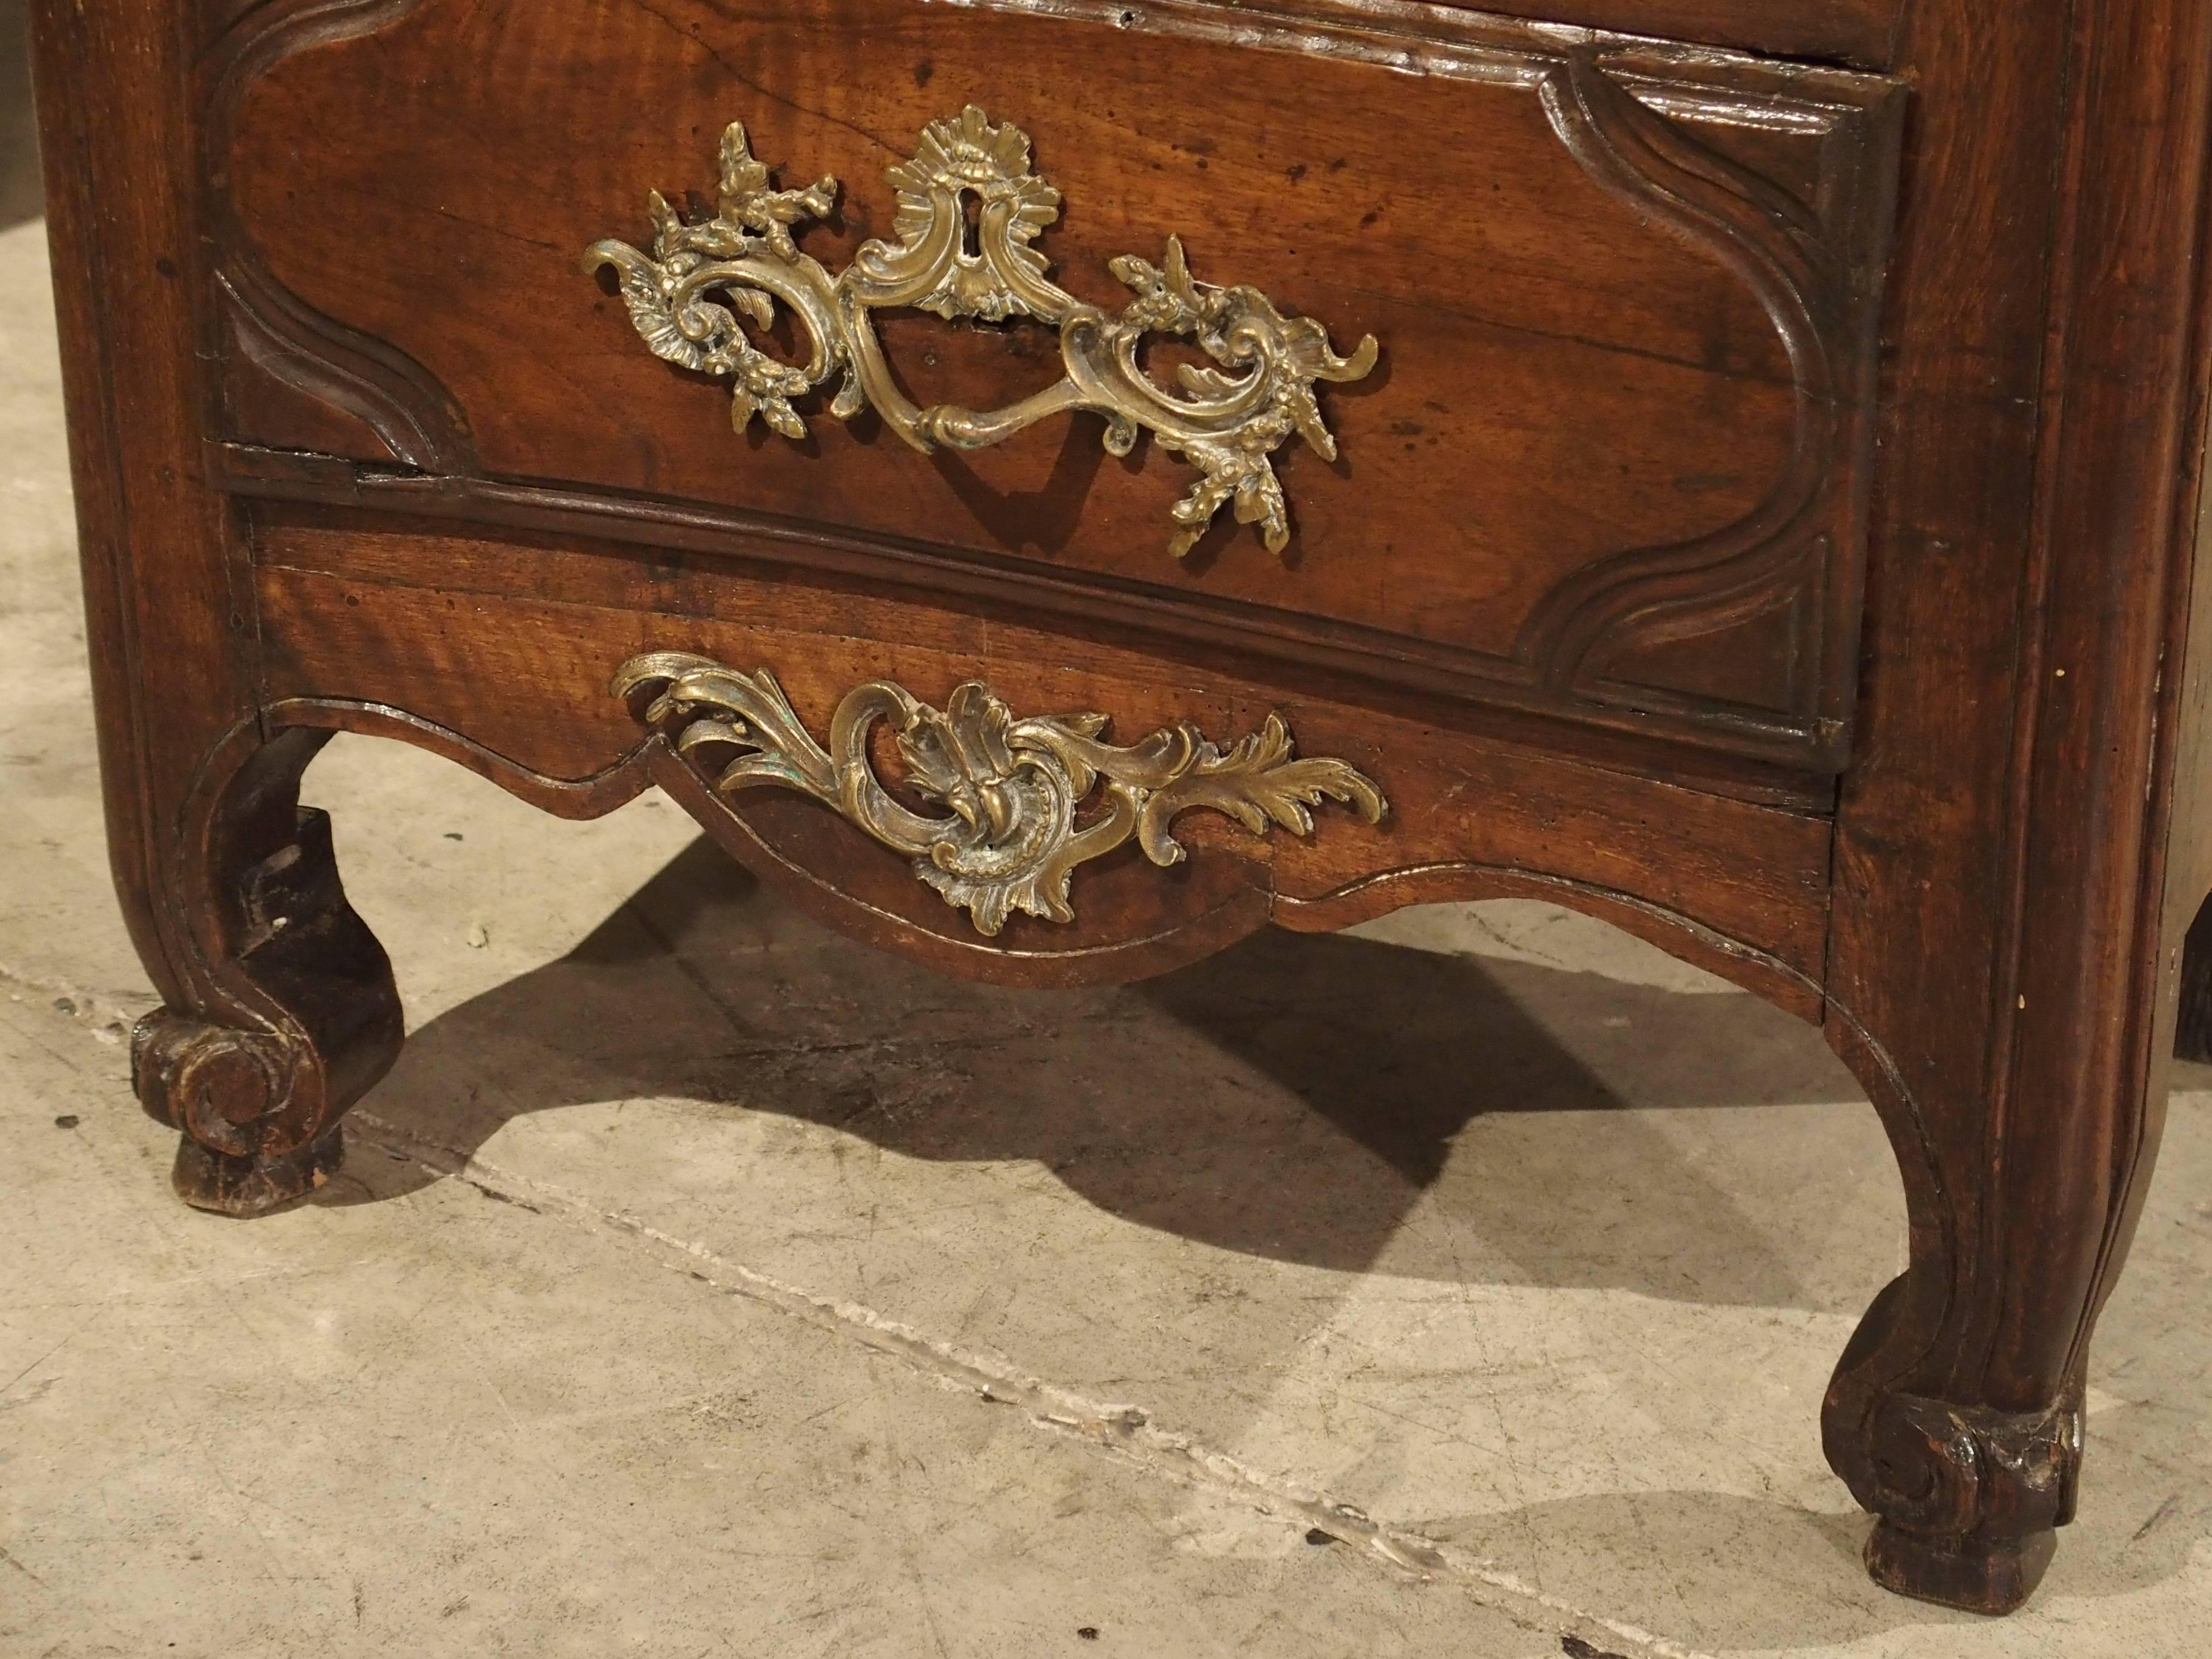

left=962, top=191, right=984, bottom=259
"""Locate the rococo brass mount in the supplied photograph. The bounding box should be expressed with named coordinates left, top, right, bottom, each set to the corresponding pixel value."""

left=586, top=106, right=1379, bottom=559
left=617, top=652, right=1388, bottom=935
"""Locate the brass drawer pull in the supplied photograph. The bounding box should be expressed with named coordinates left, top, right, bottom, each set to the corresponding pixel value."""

left=617, top=651, right=1386, bottom=935
left=586, top=106, right=1377, bottom=561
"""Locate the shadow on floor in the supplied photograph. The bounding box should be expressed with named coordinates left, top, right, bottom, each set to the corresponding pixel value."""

left=324, top=836, right=1876, bottom=1309
left=1416, top=1412, right=2210, bottom=1637
left=311, top=834, right=2210, bottom=1622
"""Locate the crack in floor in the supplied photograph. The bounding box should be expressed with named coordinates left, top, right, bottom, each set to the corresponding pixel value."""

left=0, top=958, right=149, bottom=1036
left=347, top=1107, right=1720, bottom=1659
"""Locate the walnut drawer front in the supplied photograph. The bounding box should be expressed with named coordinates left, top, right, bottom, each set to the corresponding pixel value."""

left=207, top=0, right=1905, bottom=777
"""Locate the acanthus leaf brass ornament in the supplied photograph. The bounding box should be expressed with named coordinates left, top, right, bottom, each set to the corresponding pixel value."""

left=615, top=651, right=1388, bottom=935
left=585, top=107, right=1379, bottom=560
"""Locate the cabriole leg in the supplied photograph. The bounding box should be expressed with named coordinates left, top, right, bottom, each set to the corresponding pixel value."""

left=133, top=724, right=403, bottom=1215
left=1818, top=1006, right=2167, bottom=1612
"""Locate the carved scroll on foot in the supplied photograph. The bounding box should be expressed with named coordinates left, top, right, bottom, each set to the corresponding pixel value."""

left=615, top=652, right=1386, bottom=935
left=585, top=106, right=1377, bottom=561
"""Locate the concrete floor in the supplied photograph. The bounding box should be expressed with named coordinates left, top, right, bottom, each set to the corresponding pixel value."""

left=3, top=205, right=2210, bottom=1657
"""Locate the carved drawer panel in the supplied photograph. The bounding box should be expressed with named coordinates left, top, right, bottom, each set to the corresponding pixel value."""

left=206, top=0, right=1905, bottom=774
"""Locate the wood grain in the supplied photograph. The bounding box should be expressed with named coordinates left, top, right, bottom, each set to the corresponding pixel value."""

left=210, top=0, right=1904, bottom=769
left=1473, top=0, right=1901, bottom=64
left=1817, top=0, right=2212, bottom=1613
left=250, top=517, right=1837, bottom=991
left=34, top=0, right=2212, bottom=1613
left=29, top=0, right=406, bottom=1214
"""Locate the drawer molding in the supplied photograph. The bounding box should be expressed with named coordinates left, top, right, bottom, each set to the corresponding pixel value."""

left=205, top=0, right=1904, bottom=772
left=615, top=650, right=1387, bottom=937
left=586, top=108, right=1378, bottom=562
left=202, top=0, right=477, bottom=473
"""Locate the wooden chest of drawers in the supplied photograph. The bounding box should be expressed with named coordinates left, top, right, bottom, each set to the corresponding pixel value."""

left=31, top=0, right=2212, bottom=1616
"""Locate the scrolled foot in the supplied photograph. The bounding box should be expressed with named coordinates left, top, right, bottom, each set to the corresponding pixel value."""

left=125, top=777, right=404, bottom=1213
left=170, top=1123, right=346, bottom=1216
left=132, top=1009, right=312, bottom=1160
left=134, top=1010, right=345, bottom=1214
left=1830, top=1371, right=2082, bottom=1614
left=1865, top=1519, right=2056, bottom=1614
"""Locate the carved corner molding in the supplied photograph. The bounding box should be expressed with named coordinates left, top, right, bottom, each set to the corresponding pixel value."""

left=1515, top=53, right=1900, bottom=746
left=201, top=0, right=476, bottom=472
left=614, top=651, right=1386, bottom=935
left=585, top=107, right=1377, bottom=562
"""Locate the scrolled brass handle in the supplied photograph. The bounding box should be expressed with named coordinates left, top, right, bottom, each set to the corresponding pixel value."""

left=616, top=651, right=1387, bottom=936
left=586, top=105, right=1377, bottom=561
